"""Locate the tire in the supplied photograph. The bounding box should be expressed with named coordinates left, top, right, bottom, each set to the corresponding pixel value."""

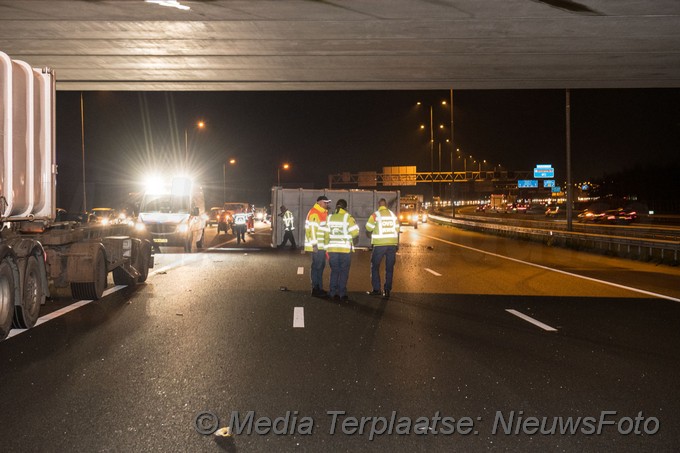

left=70, top=247, right=107, bottom=300
left=137, top=241, right=151, bottom=283
left=13, top=256, right=44, bottom=329
left=196, top=229, right=205, bottom=249
left=0, top=258, right=17, bottom=340
left=112, top=266, right=137, bottom=286
left=184, top=232, right=197, bottom=253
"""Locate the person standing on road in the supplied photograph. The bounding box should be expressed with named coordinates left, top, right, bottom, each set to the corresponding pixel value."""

left=247, top=204, right=255, bottom=234
left=365, top=198, right=399, bottom=299
left=233, top=207, right=248, bottom=244
left=278, top=205, right=297, bottom=249
left=325, top=199, right=359, bottom=301
left=305, top=195, right=331, bottom=297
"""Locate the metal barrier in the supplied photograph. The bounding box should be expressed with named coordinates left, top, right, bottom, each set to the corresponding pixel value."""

left=429, top=214, right=680, bottom=265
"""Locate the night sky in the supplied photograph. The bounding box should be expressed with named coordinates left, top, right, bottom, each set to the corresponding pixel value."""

left=55, top=89, right=680, bottom=211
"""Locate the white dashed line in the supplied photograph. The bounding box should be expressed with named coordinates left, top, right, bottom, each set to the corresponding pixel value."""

left=293, top=307, right=305, bottom=328
left=425, top=268, right=442, bottom=277
left=297, top=267, right=304, bottom=275
left=506, top=309, right=558, bottom=332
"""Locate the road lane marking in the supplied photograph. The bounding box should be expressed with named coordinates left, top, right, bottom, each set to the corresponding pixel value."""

left=506, top=309, right=558, bottom=332
left=6, top=285, right=128, bottom=339
left=297, top=267, right=304, bottom=275
left=208, top=247, right=261, bottom=252
left=293, top=307, right=305, bottom=328
left=7, top=239, right=234, bottom=341
left=419, top=232, right=680, bottom=303
left=425, top=268, right=442, bottom=277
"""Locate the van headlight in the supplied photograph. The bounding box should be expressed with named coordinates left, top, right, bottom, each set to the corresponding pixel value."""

left=135, top=222, right=146, bottom=231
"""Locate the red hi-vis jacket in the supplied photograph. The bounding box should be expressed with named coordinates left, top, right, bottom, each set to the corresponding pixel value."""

left=304, top=203, right=329, bottom=251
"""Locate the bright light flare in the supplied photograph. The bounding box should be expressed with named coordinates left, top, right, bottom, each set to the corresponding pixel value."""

left=143, top=175, right=165, bottom=194
left=145, top=0, right=190, bottom=11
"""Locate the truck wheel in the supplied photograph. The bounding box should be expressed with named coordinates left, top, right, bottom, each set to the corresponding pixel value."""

left=13, top=256, right=44, bottom=329
left=0, top=258, right=17, bottom=340
left=70, top=248, right=107, bottom=300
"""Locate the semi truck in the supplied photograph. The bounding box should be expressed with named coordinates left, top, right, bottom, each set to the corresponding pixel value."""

left=0, top=50, right=153, bottom=340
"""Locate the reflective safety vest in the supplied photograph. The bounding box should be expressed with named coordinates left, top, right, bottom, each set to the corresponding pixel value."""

left=233, top=212, right=248, bottom=225
left=325, top=209, right=359, bottom=253
left=366, top=206, right=399, bottom=246
left=282, top=210, right=295, bottom=231
left=304, top=203, right=329, bottom=251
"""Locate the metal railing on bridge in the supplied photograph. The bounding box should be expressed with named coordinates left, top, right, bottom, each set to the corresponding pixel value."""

left=328, top=170, right=533, bottom=188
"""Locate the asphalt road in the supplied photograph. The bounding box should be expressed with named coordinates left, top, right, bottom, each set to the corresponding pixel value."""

left=1, top=222, right=679, bottom=452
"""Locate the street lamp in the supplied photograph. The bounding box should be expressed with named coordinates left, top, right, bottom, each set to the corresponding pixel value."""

left=184, top=120, right=205, bottom=165
left=223, top=158, right=236, bottom=202
left=278, top=163, right=290, bottom=186
left=417, top=99, right=451, bottom=202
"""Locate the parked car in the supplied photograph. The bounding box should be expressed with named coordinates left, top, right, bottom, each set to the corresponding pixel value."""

left=208, top=207, right=223, bottom=226
left=219, top=202, right=252, bottom=233
left=90, top=207, right=117, bottom=225
left=55, top=208, right=90, bottom=223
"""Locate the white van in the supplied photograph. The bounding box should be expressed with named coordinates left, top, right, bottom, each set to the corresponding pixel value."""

left=136, top=177, right=207, bottom=252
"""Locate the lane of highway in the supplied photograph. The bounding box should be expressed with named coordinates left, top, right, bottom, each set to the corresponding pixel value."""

left=1, top=222, right=679, bottom=451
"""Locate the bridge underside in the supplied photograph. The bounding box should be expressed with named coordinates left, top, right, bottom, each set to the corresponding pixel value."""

left=0, top=0, right=679, bottom=91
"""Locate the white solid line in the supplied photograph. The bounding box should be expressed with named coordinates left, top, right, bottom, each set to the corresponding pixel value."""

left=506, top=309, right=558, bottom=332
left=297, top=267, right=304, bottom=275
left=209, top=247, right=261, bottom=252
left=419, top=232, right=680, bottom=303
left=425, top=268, right=442, bottom=277
left=8, top=235, right=235, bottom=340
left=293, top=307, right=305, bottom=328
left=6, top=285, right=128, bottom=339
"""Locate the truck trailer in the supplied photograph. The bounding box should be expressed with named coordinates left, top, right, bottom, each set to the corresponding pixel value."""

left=0, top=50, right=153, bottom=340
left=270, top=187, right=400, bottom=249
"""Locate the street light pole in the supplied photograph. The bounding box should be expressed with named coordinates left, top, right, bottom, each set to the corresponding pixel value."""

left=80, top=92, right=87, bottom=213
left=429, top=106, right=434, bottom=173
left=278, top=163, right=290, bottom=186
left=185, top=120, right=205, bottom=166
left=449, top=89, right=455, bottom=218
left=223, top=158, right=236, bottom=203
